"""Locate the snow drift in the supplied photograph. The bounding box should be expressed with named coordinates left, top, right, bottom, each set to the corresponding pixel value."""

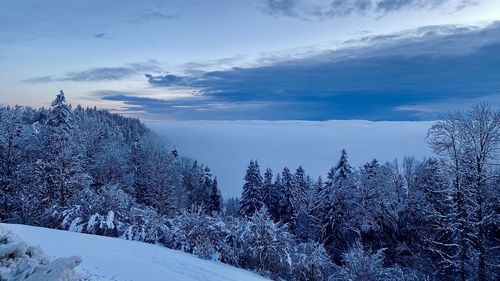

left=1, top=224, right=268, bottom=281
left=0, top=225, right=83, bottom=281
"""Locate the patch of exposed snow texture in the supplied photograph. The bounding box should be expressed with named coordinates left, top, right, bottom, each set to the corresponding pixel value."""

left=0, top=225, right=83, bottom=281
left=1, top=224, right=269, bottom=281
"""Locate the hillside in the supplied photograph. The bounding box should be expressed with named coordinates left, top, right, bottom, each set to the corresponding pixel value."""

left=1, top=224, right=268, bottom=281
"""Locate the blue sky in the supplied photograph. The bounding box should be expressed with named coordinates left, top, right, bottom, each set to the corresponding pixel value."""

left=1, top=0, right=499, bottom=120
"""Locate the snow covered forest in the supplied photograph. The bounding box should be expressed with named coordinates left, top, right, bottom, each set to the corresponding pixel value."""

left=1, top=92, right=499, bottom=281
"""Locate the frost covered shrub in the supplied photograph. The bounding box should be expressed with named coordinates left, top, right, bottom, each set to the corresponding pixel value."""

left=168, top=208, right=229, bottom=261
left=240, top=208, right=295, bottom=280
left=121, top=206, right=170, bottom=245
left=330, top=241, right=405, bottom=281
left=218, top=216, right=246, bottom=267
left=291, top=242, right=333, bottom=281
left=59, top=185, right=132, bottom=236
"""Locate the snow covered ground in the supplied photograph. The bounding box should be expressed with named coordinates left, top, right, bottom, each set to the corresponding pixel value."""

left=1, top=224, right=268, bottom=281
left=147, top=120, right=434, bottom=198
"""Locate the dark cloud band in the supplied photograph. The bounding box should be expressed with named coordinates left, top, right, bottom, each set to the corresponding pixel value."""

left=128, top=22, right=500, bottom=120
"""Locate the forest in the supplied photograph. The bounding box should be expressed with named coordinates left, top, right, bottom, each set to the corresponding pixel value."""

left=0, top=92, right=498, bottom=281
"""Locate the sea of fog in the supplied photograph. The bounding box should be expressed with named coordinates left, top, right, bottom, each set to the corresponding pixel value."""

left=147, top=120, right=435, bottom=198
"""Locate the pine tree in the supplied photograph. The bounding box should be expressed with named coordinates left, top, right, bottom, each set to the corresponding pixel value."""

left=321, top=150, right=356, bottom=263
left=333, top=149, right=351, bottom=184
left=199, top=166, right=214, bottom=212
left=278, top=167, right=295, bottom=226
left=0, top=107, right=25, bottom=221
left=40, top=91, right=89, bottom=210
left=308, top=176, right=324, bottom=242
left=209, top=177, right=223, bottom=214
left=239, top=160, right=264, bottom=218
left=292, top=166, right=308, bottom=213
left=262, top=168, right=279, bottom=221
left=272, top=173, right=283, bottom=221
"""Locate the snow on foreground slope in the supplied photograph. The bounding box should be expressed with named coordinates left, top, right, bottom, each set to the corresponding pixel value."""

left=1, top=224, right=269, bottom=281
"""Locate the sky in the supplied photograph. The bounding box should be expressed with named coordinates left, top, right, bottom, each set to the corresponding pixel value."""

left=1, top=0, right=500, bottom=121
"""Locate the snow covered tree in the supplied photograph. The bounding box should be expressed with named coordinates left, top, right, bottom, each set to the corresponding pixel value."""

left=321, top=150, right=358, bottom=263
left=459, top=104, right=500, bottom=281
left=427, top=112, right=471, bottom=281
left=278, top=167, right=295, bottom=226
left=239, top=160, right=264, bottom=218
left=399, top=158, right=460, bottom=279
left=39, top=91, right=90, bottom=214
left=428, top=104, right=500, bottom=280
left=333, top=149, right=351, bottom=184
left=292, top=166, right=308, bottom=212
left=223, top=197, right=240, bottom=218
left=308, top=176, right=325, bottom=242
left=0, top=106, right=28, bottom=222
left=198, top=166, right=214, bottom=209
left=209, top=177, right=223, bottom=214
left=261, top=168, right=280, bottom=220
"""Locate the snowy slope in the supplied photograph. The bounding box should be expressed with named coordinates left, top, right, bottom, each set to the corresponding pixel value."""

left=1, top=224, right=268, bottom=281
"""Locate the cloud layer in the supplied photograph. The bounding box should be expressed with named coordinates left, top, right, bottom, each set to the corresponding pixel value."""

left=101, top=22, right=500, bottom=121
left=148, top=120, right=433, bottom=197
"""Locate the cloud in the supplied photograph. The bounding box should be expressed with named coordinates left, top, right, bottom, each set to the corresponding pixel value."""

left=22, top=76, right=55, bottom=83
left=263, top=0, right=479, bottom=20
left=24, top=61, right=162, bottom=83
left=127, top=9, right=179, bottom=24
left=119, top=21, right=500, bottom=121
left=148, top=119, right=433, bottom=197
left=145, top=74, right=188, bottom=87
left=92, top=32, right=112, bottom=39
left=266, top=0, right=300, bottom=17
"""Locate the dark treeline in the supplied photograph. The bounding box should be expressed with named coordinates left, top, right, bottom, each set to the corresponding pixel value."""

left=0, top=92, right=498, bottom=281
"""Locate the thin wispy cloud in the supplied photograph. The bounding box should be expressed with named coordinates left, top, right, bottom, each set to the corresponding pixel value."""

left=92, top=32, right=112, bottom=39
left=127, top=9, right=179, bottom=24
left=0, top=2, right=179, bottom=43
left=24, top=61, right=162, bottom=83
left=264, top=0, right=480, bottom=20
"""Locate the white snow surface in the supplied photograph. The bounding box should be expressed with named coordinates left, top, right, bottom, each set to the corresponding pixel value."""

left=1, top=224, right=268, bottom=281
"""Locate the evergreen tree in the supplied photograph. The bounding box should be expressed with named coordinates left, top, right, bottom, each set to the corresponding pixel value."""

left=223, top=197, right=240, bottom=217
left=321, top=150, right=356, bottom=263
left=262, top=168, right=280, bottom=221
left=198, top=166, right=214, bottom=212
left=292, top=166, right=308, bottom=212
left=278, top=167, right=295, bottom=226
left=239, top=160, right=264, bottom=218
left=40, top=91, right=90, bottom=210
left=308, top=176, right=324, bottom=242
left=209, top=177, right=223, bottom=214
left=400, top=158, right=460, bottom=279
left=272, top=173, right=283, bottom=220
left=0, top=107, right=26, bottom=221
